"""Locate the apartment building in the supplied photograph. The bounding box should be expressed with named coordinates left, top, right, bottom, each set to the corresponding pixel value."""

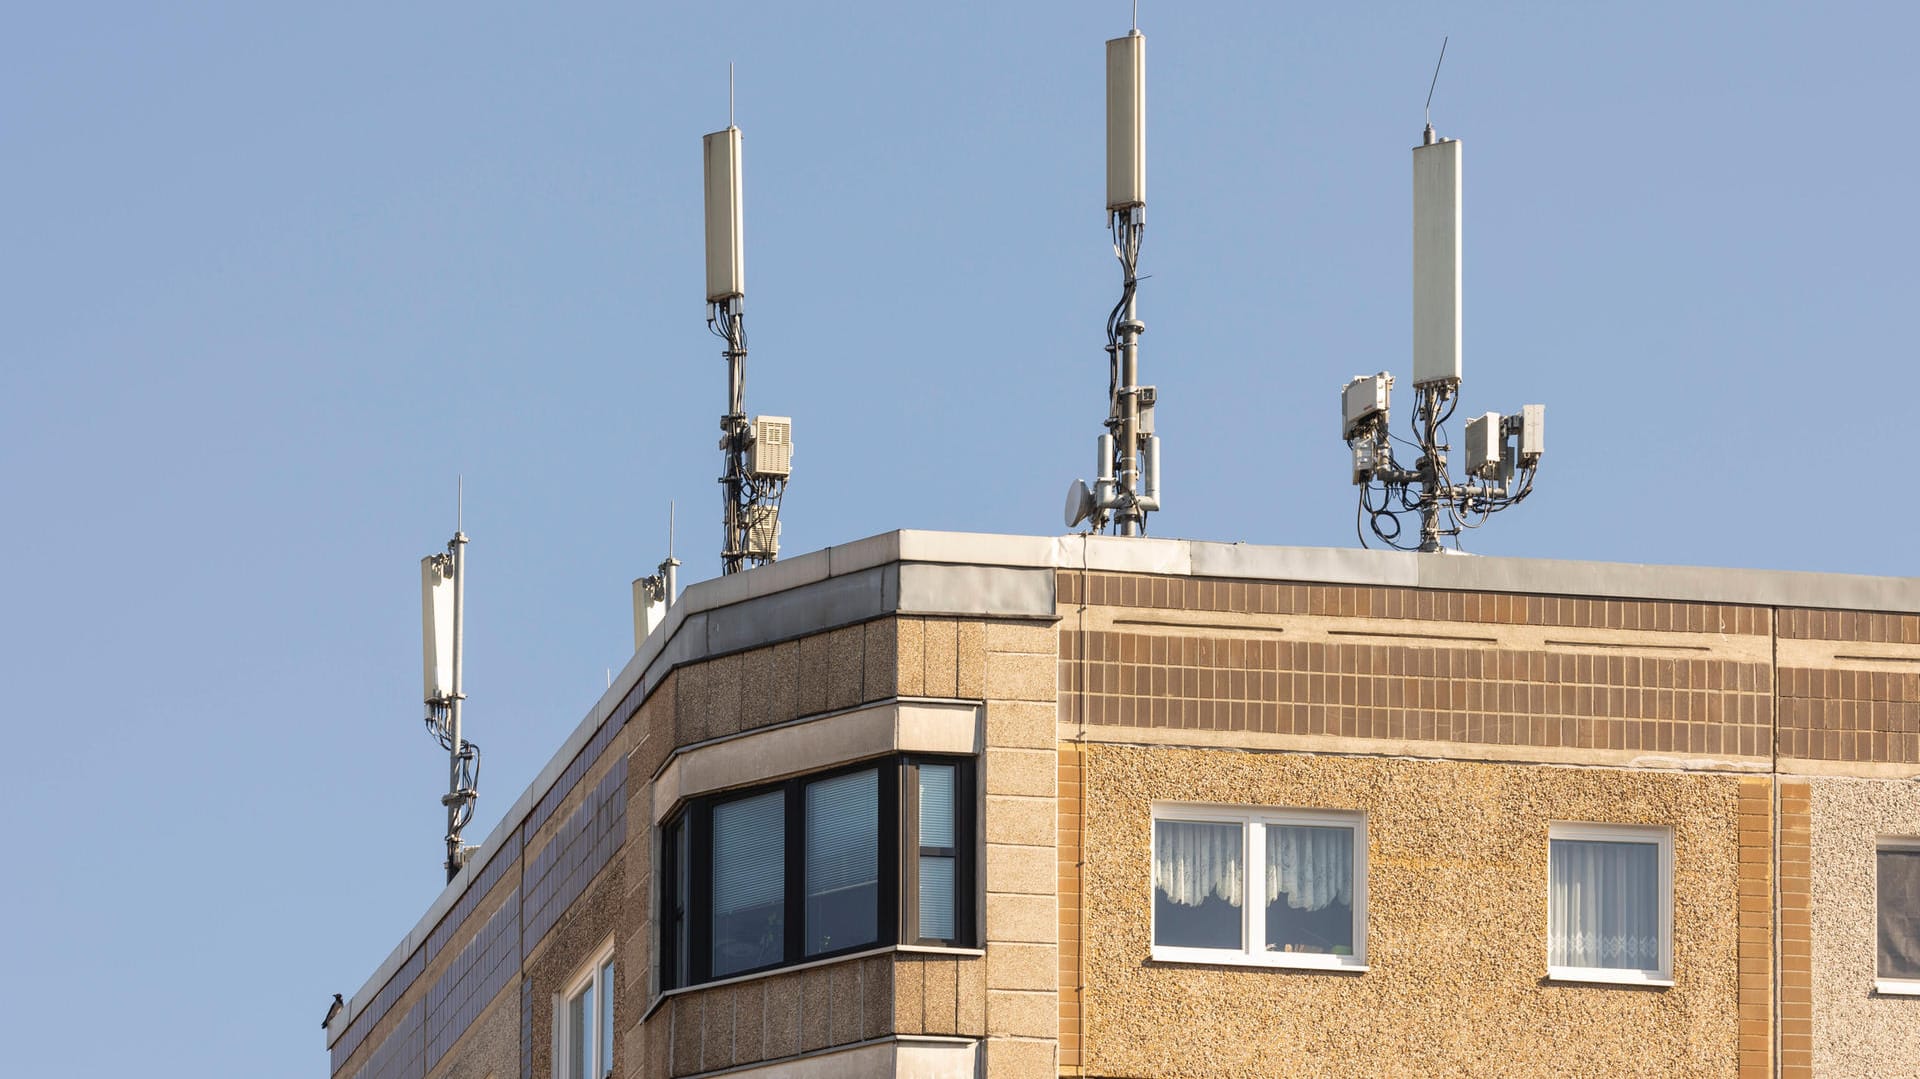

left=323, top=531, right=1920, bottom=1078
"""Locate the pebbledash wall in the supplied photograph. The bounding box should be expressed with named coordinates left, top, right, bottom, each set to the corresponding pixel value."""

left=325, top=531, right=1920, bottom=1079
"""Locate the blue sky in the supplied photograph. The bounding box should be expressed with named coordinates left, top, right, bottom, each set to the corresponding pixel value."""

left=2, top=2, right=1915, bottom=1072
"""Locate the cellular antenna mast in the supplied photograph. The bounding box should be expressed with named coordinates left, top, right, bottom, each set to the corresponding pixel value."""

left=704, top=72, right=792, bottom=574
left=1064, top=18, right=1164, bottom=536
left=1340, top=47, right=1547, bottom=552
left=421, top=482, right=479, bottom=882
left=632, top=502, right=681, bottom=648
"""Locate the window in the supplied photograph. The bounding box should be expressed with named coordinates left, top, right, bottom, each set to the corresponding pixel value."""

left=659, top=755, right=975, bottom=990
left=1547, top=822, right=1672, bottom=986
left=1879, top=838, right=1920, bottom=995
left=1150, top=805, right=1366, bottom=970
left=557, top=940, right=615, bottom=1079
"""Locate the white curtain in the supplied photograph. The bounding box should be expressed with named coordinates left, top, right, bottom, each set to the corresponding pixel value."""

left=1880, top=849, right=1920, bottom=979
left=1155, top=821, right=1243, bottom=908
left=1156, top=820, right=1355, bottom=912
left=1550, top=839, right=1660, bottom=970
left=1266, top=825, right=1353, bottom=912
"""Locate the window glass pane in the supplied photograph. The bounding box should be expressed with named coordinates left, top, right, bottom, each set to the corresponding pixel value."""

left=919, top=764, right=955, bottom=849
left=1264, top=824, right=1354, bottom=956
left=672, top=817, right=687, bottom=990
left=1550, top=839, right=1660, bottom=971
left=805, top=769, right=879, bottom=955
left=919, top=856, right=956, bottom=940
left=712, top=790, right=786, bottom=976
left=1880, top=847, right=1920, bottom=980
left=599, top=960, right=615, bottom=1076
left=1153, top=820, right=1243, bottom=950
left=568, top=985, right=591, bottom=1079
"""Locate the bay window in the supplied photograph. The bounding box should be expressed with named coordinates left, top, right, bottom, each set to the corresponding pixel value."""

left=659, top=754, right=974, bottom=990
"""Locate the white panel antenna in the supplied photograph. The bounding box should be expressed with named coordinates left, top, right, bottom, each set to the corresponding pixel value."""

left=1337, top=40, right=1549, bottom=552
left=420, top=556, right=455, bottom=703
left=703, top=125, right=745, bottom=303
left=419, top=484, right=478, bottom=883
left=1106, top=32, right=1145, bottom=211
left=1411, top=135, right=1462, bottom=387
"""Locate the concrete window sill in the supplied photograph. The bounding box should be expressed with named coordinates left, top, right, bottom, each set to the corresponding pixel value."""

left=1874, top=978, right=1920, bottom=996
left=1547, top=966, right=1673, bottom=988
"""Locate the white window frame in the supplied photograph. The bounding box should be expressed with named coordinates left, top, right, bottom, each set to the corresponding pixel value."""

left=554, top=936, right=617, bottom=1079
left=1876, top=835, right=1920, bottom=996
left=1148, top=803, right=1368, bottom=971
left=1546, top=821, right=1673, bottom=987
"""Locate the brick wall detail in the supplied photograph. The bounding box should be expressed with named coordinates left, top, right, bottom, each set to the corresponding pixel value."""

left=525, top=757, right=628, bottom=950
left=1778, top=779, right=1813, bottom=1077
left=1736, top=778, right=1773, bottom=1078
left=1777, top=667, right=1920, bottom=764
left=1057, top=744, right=1084, bottom=1076
left=1059, top=614, right=1773, bottom=761
left=1059, top=571, right=1770, bottom=634
left=426, top=890, right=521, bottom=1068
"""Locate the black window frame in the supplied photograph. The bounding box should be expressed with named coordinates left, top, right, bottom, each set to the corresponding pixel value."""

left=658, top=753, right=975, bottom=991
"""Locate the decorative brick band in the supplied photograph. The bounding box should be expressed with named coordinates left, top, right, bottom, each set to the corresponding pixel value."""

left=1059, top=571, right=1770, bottom=635
left=1060, top=630, right=1772, bottom=757
left=1778, top=608, right=1920, bottom=644
left=1777, top=667, right=1920, bottom=764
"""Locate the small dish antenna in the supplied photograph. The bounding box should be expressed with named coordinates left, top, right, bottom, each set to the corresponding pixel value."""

left=1064, top=479, right=1095, bottom=529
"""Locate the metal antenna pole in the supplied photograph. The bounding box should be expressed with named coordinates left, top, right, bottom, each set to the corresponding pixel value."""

left=663, top=500, right=680, bottom=601
left=1413, top=385, right=1446, bottom=552
left=719, top=297, right=750, bottom=574
left=444, top=522, right=469, bottom=881
left=1115, top=239, right=1143, bottom=536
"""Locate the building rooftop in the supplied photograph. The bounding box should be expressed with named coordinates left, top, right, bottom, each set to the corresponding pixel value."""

left=328, top=528, right=1920, bottom=1047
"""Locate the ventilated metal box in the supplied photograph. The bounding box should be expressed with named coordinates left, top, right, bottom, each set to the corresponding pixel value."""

left=1518, top=404, right=1545, bottom=463
left=1351, top=439, right=1377, bottom=485
left=1343, top=373, right=1391, bottom=439
left=749, top=415, right=791, bottom=477
left=744, top=504, right=781, bottom=558
left=1106, top=32, right=1146, bottom=210
left=1464, top=411, right=1501, bottom=479
left=704, top=127, right=745, bottom=302
left=1412, top=137, right=1461, bottom=385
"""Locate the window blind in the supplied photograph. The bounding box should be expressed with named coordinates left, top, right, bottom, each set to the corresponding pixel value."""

left=1880, top=847, right=1920, bottom=980
left=713, top=790, right=786, bottom=915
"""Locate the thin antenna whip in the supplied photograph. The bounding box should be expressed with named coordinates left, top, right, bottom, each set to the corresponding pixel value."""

left=1132, top=0, right=1138, bottom=32
left=1424, top=36, right=1449, bottom=128
left=668, top=499, right=676, bottom=558
left=456, top=475, right=464, bottom=534
left=729, top=63, right=735, bottom=128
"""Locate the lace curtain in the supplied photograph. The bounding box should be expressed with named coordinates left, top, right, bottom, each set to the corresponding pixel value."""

left=1155, top=821, right=1243, bottom=907
left=1549, top=839, right=1660, bottom=970
left=1266, top=825, right=1353, bottom=912
left=1155, top=820, right=1353, bottom=912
